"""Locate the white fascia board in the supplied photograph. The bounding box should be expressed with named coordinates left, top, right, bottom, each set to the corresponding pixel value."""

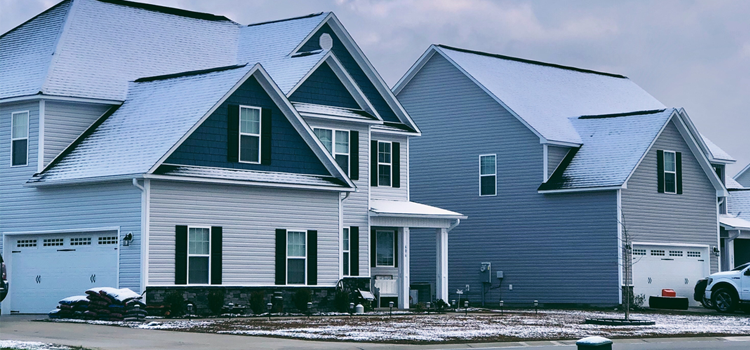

left=541, top=138, right=581, bottom=148
left=369, top=212, right=467, bottom=220
left=143, top=174, right=353, bottom=192
left=430, top=46, right=547, bottom=143
left=0, top=94, right=122, bottom=105
left=298, top=112, right=383, bottom=125
left=671, top=113, right=728, bottom=197
left=392, top=46, right=436, bottom=95
left=25, top=173, right=143, bottom=187
left=371, top=128, right=420, bottom=137
left=678, top=108, right=735, bottom=164
left=538, top=185, right=623, bottom=194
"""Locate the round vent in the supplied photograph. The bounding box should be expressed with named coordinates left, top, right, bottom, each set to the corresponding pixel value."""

left=319, top=33, right=333, bottom=51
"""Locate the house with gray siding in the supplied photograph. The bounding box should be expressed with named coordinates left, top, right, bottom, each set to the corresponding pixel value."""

left=0, top=0, right=463, bottom=314
left=395, top=45, right=733, bottom=307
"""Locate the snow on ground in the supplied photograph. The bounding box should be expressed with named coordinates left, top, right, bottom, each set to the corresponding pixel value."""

left=43, top=309, right=750, bottom=343
left=0, top=340, right=78, bottom=350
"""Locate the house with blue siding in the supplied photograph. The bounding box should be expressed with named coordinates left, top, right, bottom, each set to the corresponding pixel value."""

left=394, top=45, right=733, bottom=307
left=0, top=0, right=464, bottom=314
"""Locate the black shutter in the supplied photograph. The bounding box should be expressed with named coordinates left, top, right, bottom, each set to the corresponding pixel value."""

left=350, top=226, right=359, bottom=276
left=371, top=141, right=378, bottom=187
left=307, top=230, right=317, bottom=285
left=227, top=105, right=240, bottom=162
left=350, top=131, right=359, bottom=180
left=656, top=150, right=664, bottom=193
left=676, top=152, right=683, bottom=194
left=175, top=225, right=188, bottom=285
left=371, top=228, right=376, bottom=267
left=210, top=226, right=222, bottom=285
left=261, top=108, right=272, bottom=165
left=394, top=230, right=399, bottom=268
left=392, top=142, right=400, bottom=188
left=275, top=229, right=287, bottom=285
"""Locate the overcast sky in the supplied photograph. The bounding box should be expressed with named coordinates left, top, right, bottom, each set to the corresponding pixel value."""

left=2, top=0, right=749, bottom=175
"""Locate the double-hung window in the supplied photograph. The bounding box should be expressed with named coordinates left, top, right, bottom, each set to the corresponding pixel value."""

left=287, top=231, right=306, bottom=284
left=239, top=106, right=261, bottom=163
left=663, top=150, right=676, bottom=194
left=314, top=128, right=350, bottom=175
left=479, top=154, right=497, bottom=196
left=188, top=227, right=210, bottom=284
left=11, top=111, right=29, bottom=167
left=378, top=142, right=392, bottom=186
left=342, top=228, right=350, bottom=276
left=376, top=230, right=394, bottom=267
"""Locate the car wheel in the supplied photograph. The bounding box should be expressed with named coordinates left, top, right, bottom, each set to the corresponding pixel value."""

left=712, top=288, right=738, bottom=313
left=701, top=295, right=713, bottom=309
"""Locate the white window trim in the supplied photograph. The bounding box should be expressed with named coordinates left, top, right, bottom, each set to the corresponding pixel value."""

left=479, top=154, right=497, bottom=197
left=238, top=105, right=262, bottom=164
left=287, top=230, right=307, bottom=285
left=663, top=150, right=677, bottom=194
left=10, top=110, right=30, bottom=167
left=342, top=227, right=350, bottom=276
left=314, top=127, right=350, bottom=176
left=187, top=226, right=211, bottom=285
left=377, top=141, right=392, bottom=187
left=375, top=229, right=396, bottom=267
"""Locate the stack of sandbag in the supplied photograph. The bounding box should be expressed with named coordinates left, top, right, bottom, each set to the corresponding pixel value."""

left=84, top=287, right=145, bottom=321
left=124, top=299, right=147, bottom=322
left=49, top=295, right=89, bottom=319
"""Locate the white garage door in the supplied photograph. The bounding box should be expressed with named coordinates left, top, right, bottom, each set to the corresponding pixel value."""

left=631, top=244, right=709, bottom=307
left=9, top=232, right=119, bottom=314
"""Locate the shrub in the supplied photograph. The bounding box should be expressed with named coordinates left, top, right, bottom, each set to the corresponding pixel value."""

left=633, top=293, right=646, bottom=310
left=249, top=290, right=267, bottom=315
left=207, top=290, right=225, bottom=315
left=413, top=302, right=425, bottom=312
left=292, top=289, right=312, bottom=312
left=435, top=299, right=449, bottom=313
left=333, top=290, right=350, bottom=313
left=163, top=291, right=185, bottom=317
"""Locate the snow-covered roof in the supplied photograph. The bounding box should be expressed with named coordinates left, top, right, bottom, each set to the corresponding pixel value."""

left=539, top=109, right=674, bottom=191
left=411, top=45, right=666, bottom=145
left=700, top=133, right=735, bottom=163
left=293, top=102, right=377, bottom=121
left=370, top=200, right=465, bottom=219
left=720, top=214, right=750, bottom=230
left=728, top=189, right=750, bottom=223
left=727, top=177, right=744, bottom=190
left=155, top=165, right=345, bottom=188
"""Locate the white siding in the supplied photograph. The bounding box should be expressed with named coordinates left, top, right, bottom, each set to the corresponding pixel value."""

left=44, top=101, right=112, bottom=166
left=371, top=133, right=409, bottom=201
left=147, top=180, right=340, bottom=286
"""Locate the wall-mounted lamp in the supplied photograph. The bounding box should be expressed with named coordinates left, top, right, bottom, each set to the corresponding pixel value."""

left=122, top=232, right=134, bottom=246
left=712, top=246, right=721, bottom=257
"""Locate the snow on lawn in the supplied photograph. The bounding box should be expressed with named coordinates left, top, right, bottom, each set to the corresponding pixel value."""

left=45, top=309, right=750, bottom=343
left=0, top=340, right=80, bottom=350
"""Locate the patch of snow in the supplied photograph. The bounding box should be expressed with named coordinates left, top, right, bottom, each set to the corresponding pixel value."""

left=0, top=340, right=76, bottom=350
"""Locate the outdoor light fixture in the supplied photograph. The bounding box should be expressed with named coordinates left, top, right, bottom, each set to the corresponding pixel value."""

left=464, top=300, right=469, bottom=316
left=534, top=300, right=539, bottom=314
left=389, top=301, right=394, bottom=317
left=122, top=232, right=134, bottom=246
left=267, top=302, right=272, bottom=321
left=307, top=301, right=313, bottom=319
left=425, top=301, right=431, bottom=314
left=186, top=303, right=194, bottom=318
left=713, top=246, right=721, bottom=256
left=499, top=300, right=504, bottom=315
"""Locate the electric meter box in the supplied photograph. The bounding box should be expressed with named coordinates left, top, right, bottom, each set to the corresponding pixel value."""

left=480, top=262, right=492, bottom=283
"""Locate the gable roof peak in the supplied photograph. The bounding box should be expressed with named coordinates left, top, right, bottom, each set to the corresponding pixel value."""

left=247, top=12, right=328, bottom=27
left=96, top=0, right=236, bottom=23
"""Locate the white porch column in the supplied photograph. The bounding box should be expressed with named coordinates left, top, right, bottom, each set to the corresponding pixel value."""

left=436, top=227, right=448, bottom=303
left=398, top=227, right=410, bottom=309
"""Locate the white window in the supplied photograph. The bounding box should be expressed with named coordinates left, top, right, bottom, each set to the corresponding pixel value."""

left=663, top=150, right=676, bottom=194
left=239, top=106, right=261, bottom=164
left=376, top=230, right=395, bottom=267
left=378, top=141, right=392, bottom=186
left=188, top=227, right=210, bottom=284
left=11, top=111, right=29, bottom=167
left=314, top=128, right=350, bottom=175
left=287, top=231, right=306, bottom=284
left=479, top=154, right=496, bottom=196
left=342, top=227, right=350, bottom=276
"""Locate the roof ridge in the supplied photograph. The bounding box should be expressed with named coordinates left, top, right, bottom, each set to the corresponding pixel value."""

left=578, top=109, right=669, bottom=119
left=0, top=0, right=71, bottom=40
left=97, top=0, right=234, bottom=22
left=436, top=44, right=628, bottom=79
left=133, top=64, right=248, bottom=83
left=246, top=12, right=326, bottom=27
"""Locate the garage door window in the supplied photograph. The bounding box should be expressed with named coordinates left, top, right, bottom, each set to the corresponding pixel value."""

left=687, top=251, right=701, bottom=257
left=188, top=227, right=210, bottom=284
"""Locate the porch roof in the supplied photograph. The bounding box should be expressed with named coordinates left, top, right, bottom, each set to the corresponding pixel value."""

left=369, top=200, right=466, bottom=219
left=720, top=214, right=750, bottom=231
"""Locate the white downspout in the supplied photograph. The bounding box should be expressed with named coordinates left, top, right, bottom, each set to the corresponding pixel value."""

left=447, top=218, right=460, bottom=232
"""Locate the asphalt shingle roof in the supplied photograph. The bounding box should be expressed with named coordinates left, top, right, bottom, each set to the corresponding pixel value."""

left=728, top=189, right=750, bottom=222
left=155, top=165, right=344, bottom=188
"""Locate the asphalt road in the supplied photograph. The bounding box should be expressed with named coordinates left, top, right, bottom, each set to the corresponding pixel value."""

left=2, top=315, right=750, bottom=349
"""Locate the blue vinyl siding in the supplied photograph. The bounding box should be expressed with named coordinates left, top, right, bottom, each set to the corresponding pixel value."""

left=0, top=100, right=142, bottom=292
left=166, top=75, right=329, bottom=175
left=300, top=24, right=400, bottom=123
left=290, top=62, right=360, bottom=109
left=399, top=54, right=620, bottom=306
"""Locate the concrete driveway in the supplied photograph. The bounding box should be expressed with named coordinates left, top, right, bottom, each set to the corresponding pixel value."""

left=2, top=315, right=750, bottom=350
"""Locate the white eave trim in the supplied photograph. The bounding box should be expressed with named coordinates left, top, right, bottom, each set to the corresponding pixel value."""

left=371, top=127, right=420, bottom=137
left=538, top=185, right=624, bottom=194
left=142, top=174, right=353, bottom=192
left=25, top=173, right=144, bottom=187
left=541, top=139, right=581, bottom=148
left=369, top=211, right=467, bottom=220
left=298, top=111, right=382, bottom=124
left=0, top=94, right=122, bottom=106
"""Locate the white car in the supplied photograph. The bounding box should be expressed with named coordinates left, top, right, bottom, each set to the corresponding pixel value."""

left=704, top=262, right=750, bottom=313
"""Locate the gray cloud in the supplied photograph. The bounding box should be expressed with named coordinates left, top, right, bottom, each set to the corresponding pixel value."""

left=3, top=0, right=748, bottom=175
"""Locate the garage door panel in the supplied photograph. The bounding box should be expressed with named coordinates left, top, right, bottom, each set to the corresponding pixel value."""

left=632, top=244, right=708, bottom=307
left=10, top=232, right=118, bottom=314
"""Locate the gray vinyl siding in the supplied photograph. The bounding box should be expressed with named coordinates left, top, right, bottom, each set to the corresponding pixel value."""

left=371, top=133, right=409, bottom=201
left=0, top=100, right=142, bottom=292
left=547, top=145, right=569, bottom=179
left=44, top=101, right=112, bottom=166
left=147, top=180, right=340, bottom=286
left=399, top=53, right=620, bottom=306
left=306, top=118, right=370, bottom=276
left=621, top=119, right=719, bottom=274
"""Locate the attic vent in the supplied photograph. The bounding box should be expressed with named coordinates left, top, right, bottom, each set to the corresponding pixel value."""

left=320, top=33, right=333, bottom=51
